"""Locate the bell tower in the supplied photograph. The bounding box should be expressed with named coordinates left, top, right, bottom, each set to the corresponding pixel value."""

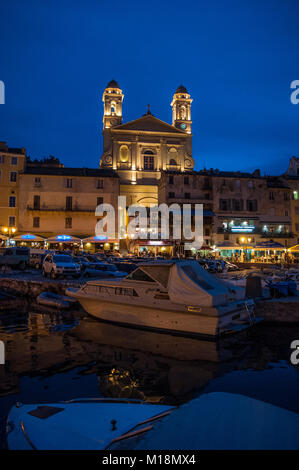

left=102, top=80, right=124, bottom=129
left=171, top=85, right=192, bottom=134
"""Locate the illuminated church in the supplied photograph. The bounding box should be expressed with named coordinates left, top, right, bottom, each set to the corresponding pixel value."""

left=100, top=80, right=195, bottom=206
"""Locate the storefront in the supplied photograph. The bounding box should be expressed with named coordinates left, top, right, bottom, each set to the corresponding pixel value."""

left=82, top=236, right=119, bottom=253
left=288, top=245, right=299, bottom=262
left=253, top=241, right=285, bottom=263
left=46, top=234, right=82, bottom=252
left=137, top=240, right=174, bottom=257
left=10, top=233, right=46, bottom=248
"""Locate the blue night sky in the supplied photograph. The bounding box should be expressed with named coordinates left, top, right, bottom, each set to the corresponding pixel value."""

left=0, top=0, right=298, bottom=175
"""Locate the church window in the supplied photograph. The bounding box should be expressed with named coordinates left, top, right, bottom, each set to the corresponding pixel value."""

left=119, top=145, right=129, bottom=163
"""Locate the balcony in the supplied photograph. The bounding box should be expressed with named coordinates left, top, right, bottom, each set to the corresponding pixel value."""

left=27, top=205, right=95, bottom=213
left=217, top=227, right=294, bottom=238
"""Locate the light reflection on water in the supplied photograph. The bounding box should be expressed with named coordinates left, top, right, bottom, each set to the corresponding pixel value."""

left=0, top=308, right=298, bottom=448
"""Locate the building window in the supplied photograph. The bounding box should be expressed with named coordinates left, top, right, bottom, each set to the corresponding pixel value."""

left=119, top=146, right=129, bottom=164
left=169, top=158, right=177, bottom=166
left=97, top=197, right=103, bottom=206
left=33, top=195, right=40, bottom=210
left=184, top=192, right=190, bottom=199
left=0, top=155, right=5, bottom=164
left=246, top=199, right=258, bottom=211
left=184, top=176, right=189, bottom=185
left=66, top=178, right=72, bottom=188
left=248, top=181, right=253, bottom=188
left=232, top=199, right=243, bottom=211
left=295, top=223, right=299, bottom=231
left=33, top=217, right=40, bottom=228
left=285, top=210, right=289, bottom=216
left=284, top=192, right=289, bottom=201
left=97, top=179, right=103, bottom=189
left=34, top=177, right=41, bottom=187
left=144, top=155, right=154, bottom=170
left=65, top=217, right=72, bottom=228
left=11, top=157, right=18, bottom=165
left=219, top=199, right=230, bottom=211
left=269, top=191, right=275, bottom=200
left=293, top=191, right=298, bottom=200
left=10, top=172, right=17, bottom=182
left=168, top=192, right=175, bottom=198
left=66, top=196, right=72, bottom=210
left=169, top=175, right=174, bottom=185
left=9, top=196, right=16, bottom=207
left=9, top=216, right=16, bottom=227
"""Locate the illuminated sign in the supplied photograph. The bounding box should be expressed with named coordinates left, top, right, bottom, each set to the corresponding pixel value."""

left=94, top=236, right=108, bottom=241
left=56, top=235, right=72, bottom=241
left=231, top=226, right=255, bottom=233
left=21, top=234, right=36, bottom=240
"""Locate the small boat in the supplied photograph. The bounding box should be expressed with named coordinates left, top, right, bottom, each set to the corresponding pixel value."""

left=7, top=393, right=299, bottom=450
left=36, top=292, right=78, bottom=310
left=6, top=398, right=174, bottom=450
left=66, top=260, right=260, bottom=337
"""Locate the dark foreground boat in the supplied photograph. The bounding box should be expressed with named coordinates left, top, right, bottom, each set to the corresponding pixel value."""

left=7, top=392, right=299, bottom=450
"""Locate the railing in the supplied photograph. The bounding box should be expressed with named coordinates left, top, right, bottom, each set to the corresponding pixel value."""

left=217, top=227, right=294, bottom=237
left=27, top=205, right=95, bottom=213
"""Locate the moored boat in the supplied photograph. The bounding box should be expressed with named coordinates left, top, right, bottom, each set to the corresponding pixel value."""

left=66, top=260, right=260, bottom=337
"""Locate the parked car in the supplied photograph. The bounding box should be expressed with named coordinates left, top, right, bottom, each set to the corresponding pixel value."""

left=30, top=249, right=49, bottom=270
left=72, top=255, right=90, bottom=272
left=42, top=254, right=81, bottom=279
left=84, top=262, right=127, bottom=278
left=0, top=246, right=30, bottom=270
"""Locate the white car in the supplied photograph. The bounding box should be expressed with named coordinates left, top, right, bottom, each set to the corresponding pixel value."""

left=42, top=254, right=81, bottom=279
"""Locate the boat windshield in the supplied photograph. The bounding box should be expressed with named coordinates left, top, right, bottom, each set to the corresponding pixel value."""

left=126, top=268, right=155, bottom=282
left=105, top=408, right=174, bottom=450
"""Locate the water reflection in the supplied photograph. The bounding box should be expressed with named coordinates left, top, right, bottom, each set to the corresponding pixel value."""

left=0, top=308, right=298, bottom=448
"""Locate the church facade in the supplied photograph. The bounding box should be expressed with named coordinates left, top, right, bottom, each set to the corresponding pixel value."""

left=99, top=80, right=195, bottom=207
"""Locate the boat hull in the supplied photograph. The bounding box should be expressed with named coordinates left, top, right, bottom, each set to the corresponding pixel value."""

left=71, top=294, right=254, bottom=337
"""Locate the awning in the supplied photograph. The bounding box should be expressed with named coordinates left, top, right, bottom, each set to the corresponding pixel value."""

left=253, top=241, right=285, bottom=250
left=190, top=209, right=215, bottom=217
left=215, top=242, right=242, bottom=250
left=82, top=236, right=118, bottom=243
left=47, top=235, right=82, bottom=243
left=288, top=245, right=299, bottom=252
left=11, top=233, right=45, bottom=242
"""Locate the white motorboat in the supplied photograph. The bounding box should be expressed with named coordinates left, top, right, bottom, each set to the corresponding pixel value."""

left=66, top=260, right=259, bottom=337
left=7, top=393, right=299, bottom=450
left=6, top=398, right=174, bottom=450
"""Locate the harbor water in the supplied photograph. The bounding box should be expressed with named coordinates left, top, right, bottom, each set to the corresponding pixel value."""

left=0, top=306, right=299, bottom=449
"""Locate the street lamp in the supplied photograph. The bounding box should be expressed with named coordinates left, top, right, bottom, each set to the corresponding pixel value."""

left=2, top=226, right=16, bottom=246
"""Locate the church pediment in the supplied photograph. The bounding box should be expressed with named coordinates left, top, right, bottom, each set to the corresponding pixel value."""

left=112, top=114, right=187, bottom=134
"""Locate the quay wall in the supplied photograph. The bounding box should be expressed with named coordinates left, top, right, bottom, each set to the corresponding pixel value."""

left=0, top=277, right=80, bottom=298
